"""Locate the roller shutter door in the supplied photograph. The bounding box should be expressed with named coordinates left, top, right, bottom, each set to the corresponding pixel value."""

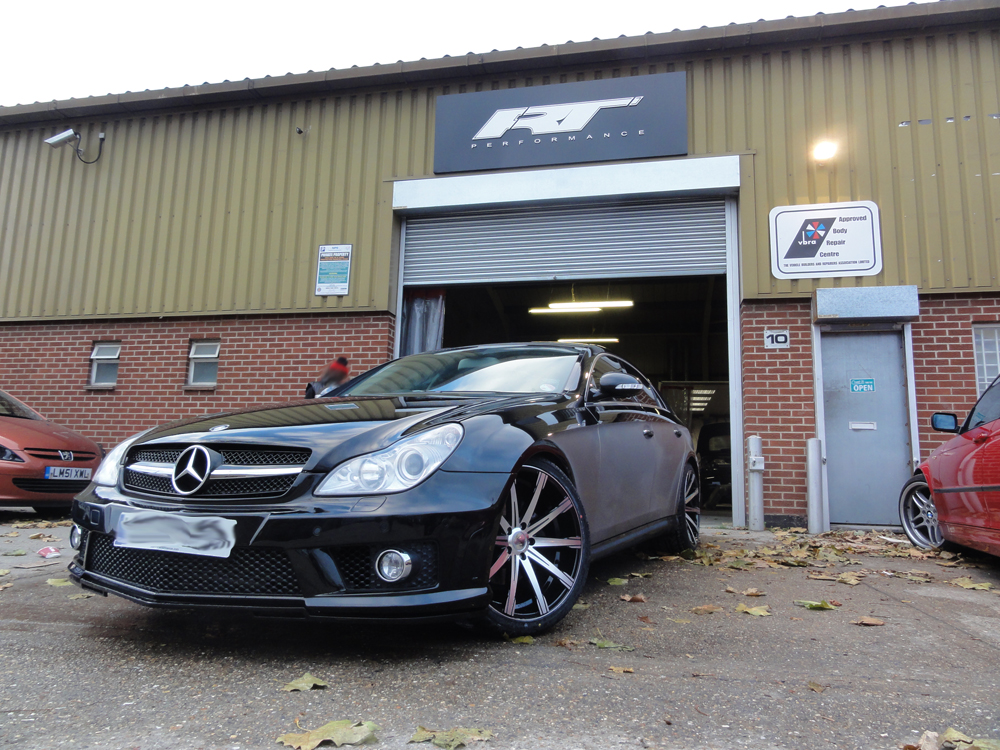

left=402, top=199, right=727, bottom=286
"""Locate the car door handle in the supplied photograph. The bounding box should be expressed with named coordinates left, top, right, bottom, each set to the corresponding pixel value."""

left=674, top=429, right=682, bottom=437
left=643, top=429, right=654, bottom=438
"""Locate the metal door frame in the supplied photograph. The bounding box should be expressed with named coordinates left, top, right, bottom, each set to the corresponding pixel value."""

left=391, top=156, right=745, bottom=527
left=811, top=322, right=921, bottom=529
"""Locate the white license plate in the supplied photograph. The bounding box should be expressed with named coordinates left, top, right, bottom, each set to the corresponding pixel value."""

left=44, top=466, right=92, bottom=480
left=114, top=510, right=237, bottom=558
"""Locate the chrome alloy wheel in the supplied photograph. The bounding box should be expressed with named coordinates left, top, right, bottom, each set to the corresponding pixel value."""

left=487, top=460, right=589, bottom=634
left=682, top=466, right=701, bottom=549
left=899, top=475, right=944, bottom=549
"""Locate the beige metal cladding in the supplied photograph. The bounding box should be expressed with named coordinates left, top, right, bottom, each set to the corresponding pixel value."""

left=2, top=11, right=1000, bottom=318
left=0, top=92, right=436, bottom=320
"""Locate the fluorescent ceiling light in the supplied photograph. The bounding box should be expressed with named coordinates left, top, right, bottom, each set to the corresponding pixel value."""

left=547, top=300, right=633, bottom=309
left=557, top=338, right=619, bottom=343
left=692, top=389, right=716, bottom=396
left=528, top=307, right=601, bottom=314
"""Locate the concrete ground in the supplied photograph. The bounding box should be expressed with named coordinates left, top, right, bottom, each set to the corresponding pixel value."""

left=0, top=508, right=998, bottom=750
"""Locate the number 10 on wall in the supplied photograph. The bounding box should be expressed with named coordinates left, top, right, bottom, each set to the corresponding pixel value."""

left=764, top=329, right=790, bottom=349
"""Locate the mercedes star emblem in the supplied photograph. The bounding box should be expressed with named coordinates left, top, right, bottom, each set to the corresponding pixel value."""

left=209, top=424, right=229, bottom=432
left=171, top=445, right=215, bottom=495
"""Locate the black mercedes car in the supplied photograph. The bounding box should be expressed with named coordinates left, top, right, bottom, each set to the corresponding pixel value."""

left=69, top=344, right=700, bottom=635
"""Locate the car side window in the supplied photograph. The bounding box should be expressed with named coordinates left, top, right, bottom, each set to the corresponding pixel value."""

left=965, top=381, right=1000, bottom=431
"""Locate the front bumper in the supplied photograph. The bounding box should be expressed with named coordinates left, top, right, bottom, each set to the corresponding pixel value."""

left=69, top=469, right=508, bottom=621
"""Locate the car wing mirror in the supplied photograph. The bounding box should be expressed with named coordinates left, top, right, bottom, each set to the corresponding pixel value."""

left=597, top=373, right=644, bottom=399
left=931, top=412, right=959, bottom=433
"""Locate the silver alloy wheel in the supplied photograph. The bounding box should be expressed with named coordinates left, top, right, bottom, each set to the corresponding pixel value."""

left=683, top=466, right=701, bottom=548
left=489, top=463, right=585, bottom=623
left=899, top=476, right=943, bottom=549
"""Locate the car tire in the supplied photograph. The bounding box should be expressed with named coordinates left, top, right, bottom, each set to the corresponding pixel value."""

left=898, top=473, right=945, bottom=550
left=664, top=463, right=701, bottom=553
left=483, top=458, right=590, bottom=637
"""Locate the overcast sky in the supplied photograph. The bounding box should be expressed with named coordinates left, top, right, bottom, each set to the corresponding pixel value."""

left=0, top=0, right=940, bottom=108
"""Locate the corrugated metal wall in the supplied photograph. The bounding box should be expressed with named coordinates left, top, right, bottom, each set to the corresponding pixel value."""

left=1, top=23, right=998, bottom=320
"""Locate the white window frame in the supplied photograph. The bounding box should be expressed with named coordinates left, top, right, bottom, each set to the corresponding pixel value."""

left=89, top=342, right=121, bottom=386
left=973, top=324, right=1000, bottom=396
left=187, top=340, right=221, bottom=386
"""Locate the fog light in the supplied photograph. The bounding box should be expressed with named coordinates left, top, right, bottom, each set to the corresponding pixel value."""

left=375, top=549, right=412, bottom=582
left=69, top=524, right=82, bottom=550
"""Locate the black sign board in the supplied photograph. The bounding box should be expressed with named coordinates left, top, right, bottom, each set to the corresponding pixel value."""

left=433, top=73, right=687, bottom=174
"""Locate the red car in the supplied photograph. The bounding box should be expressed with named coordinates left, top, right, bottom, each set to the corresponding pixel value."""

left=900, top=379, right=1000, bottom=556
left=0, top=390, right=103, bottom=513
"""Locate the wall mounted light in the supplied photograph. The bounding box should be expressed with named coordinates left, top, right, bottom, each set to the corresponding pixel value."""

left=45, top=127, right=105, bottom=164
left=812, top=140, right=838, bottom=162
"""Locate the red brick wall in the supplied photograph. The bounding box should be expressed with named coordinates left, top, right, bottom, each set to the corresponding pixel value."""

left=740, top=300, right=815, bottom=521
left=911, top=294, right=1000, bottom=458
left=0, top=313, right=395, bottom=448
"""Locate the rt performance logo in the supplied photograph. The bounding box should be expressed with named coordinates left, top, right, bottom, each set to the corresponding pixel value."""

left=784, top=217, right=837, bottom=259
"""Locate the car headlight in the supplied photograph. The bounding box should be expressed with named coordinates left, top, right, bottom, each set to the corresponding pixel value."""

left=315, top=423, right=464, bottom=496
left=93, top=429, right=154, bottom=487
left=0, top=446, right=24, bottom=462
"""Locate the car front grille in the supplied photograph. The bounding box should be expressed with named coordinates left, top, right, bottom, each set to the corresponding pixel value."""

left=130, top=447, right=310, bottom=466
left=23, top=448, right=98, bottom=462
left=329, top=543, right=439, bottom=592
left=122, top=443, right=309, bottom=500
left=12, top=478, right=90, bottom=494
left=85, top=532, right=301, bottom=596
left=123, top=470, right=297, bottom=498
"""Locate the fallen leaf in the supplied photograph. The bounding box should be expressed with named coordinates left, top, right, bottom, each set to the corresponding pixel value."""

left=28, top=533, right=57, bottom=541
left=46, top=578, right=73, bottom=587
left=807, top=681, right=826, bottom=693
left=554, top=638, right=580, bottom=649
left=620, top=594, right=648, bottom=603
left=571, top=601, right=590, bottom=610
left=628, top=572, right=653, bottom=578
left=735, top=603, right=772, bottom=617
left=0, top=583, right=12, bottom=591
left=852, top=617, right=885, bottom=626
left=725, top=585, right=738, bottom=594
left=589, top=638, right=634, bottom=651
left=277, top=720, right=379, bottom=749
left=939, top=728, right=974, bottom=746
left=638, top=615, right=654, bottom=624
left=608, top=666, right=634, bottom=674
left=936, top=560, right=963, bottom=567
left=68, top=593, right=94, bottom=600
left=829, top=600, right=843, bottom=607
left=690, top=604, right=722, bottom=615
left=664, top=618, right=692, bottom=624
left=2, top=550, right=26, bottom=557
left=837, top=572, right=863, bottom=586
left=743, top=588, right=766, bottom=597
left=905, top=730, right=939, bottom=750
left=0, top=569, right=8, bottom=576
left=950, top=577, right=993, bottom=591
left=0, top=531, right=18, bottom=537
left=282, top=673, right=329, bottom=692
left=793, top=600, right=837, bottom=610
left=507, top=635, right=534, bottom=645
left=606, top=578, right=628, bottom=586
left=408, top=727, right=494, bottom=750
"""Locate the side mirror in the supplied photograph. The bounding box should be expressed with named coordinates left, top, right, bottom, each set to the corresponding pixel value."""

left=931, top=412, right=959, bottom=433
left=597, top=372, right=644, bottom=398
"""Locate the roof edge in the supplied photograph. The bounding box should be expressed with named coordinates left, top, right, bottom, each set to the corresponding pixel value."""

left=2, top=0, right=998, bottom=127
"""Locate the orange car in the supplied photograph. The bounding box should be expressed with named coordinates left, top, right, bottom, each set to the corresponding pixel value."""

left=0, top=390, right=102, bottom=513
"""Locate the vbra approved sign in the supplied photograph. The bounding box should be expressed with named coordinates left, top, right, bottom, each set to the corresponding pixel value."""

left=769, top=201, right=882, bottom=279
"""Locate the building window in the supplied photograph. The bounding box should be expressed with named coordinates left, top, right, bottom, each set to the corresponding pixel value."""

left=188, top=341, right=220, bottom=386
left=973, top=325, right=1000, bottom=395
left=90, top=342, right=121, bottom=386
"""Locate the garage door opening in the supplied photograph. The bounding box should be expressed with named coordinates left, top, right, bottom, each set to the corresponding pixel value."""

left=401, top=275, right=733, bottom=522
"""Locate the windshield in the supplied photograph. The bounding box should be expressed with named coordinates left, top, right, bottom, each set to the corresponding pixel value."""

left=0, top=391, right=43, bottom=420
left=340, top=347, right=583, bottom=396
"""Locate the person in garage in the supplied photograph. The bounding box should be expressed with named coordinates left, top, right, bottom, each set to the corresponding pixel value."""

left=304, top=357, right=350, bottom=398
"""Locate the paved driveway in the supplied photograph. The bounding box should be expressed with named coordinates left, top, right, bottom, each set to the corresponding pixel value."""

left=0, top=511, right=997, bottom=750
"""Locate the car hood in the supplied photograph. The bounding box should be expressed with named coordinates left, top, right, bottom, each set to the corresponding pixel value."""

left=133, top=394, right=560, bottom=471
left=0, top=416, right=102, bottom=453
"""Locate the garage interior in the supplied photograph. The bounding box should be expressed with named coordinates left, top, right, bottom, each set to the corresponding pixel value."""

left=420, top=274, right=734, bottom=516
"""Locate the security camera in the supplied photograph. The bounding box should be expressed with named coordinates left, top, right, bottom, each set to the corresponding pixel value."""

left=44, top=129, right=80, bottom=148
